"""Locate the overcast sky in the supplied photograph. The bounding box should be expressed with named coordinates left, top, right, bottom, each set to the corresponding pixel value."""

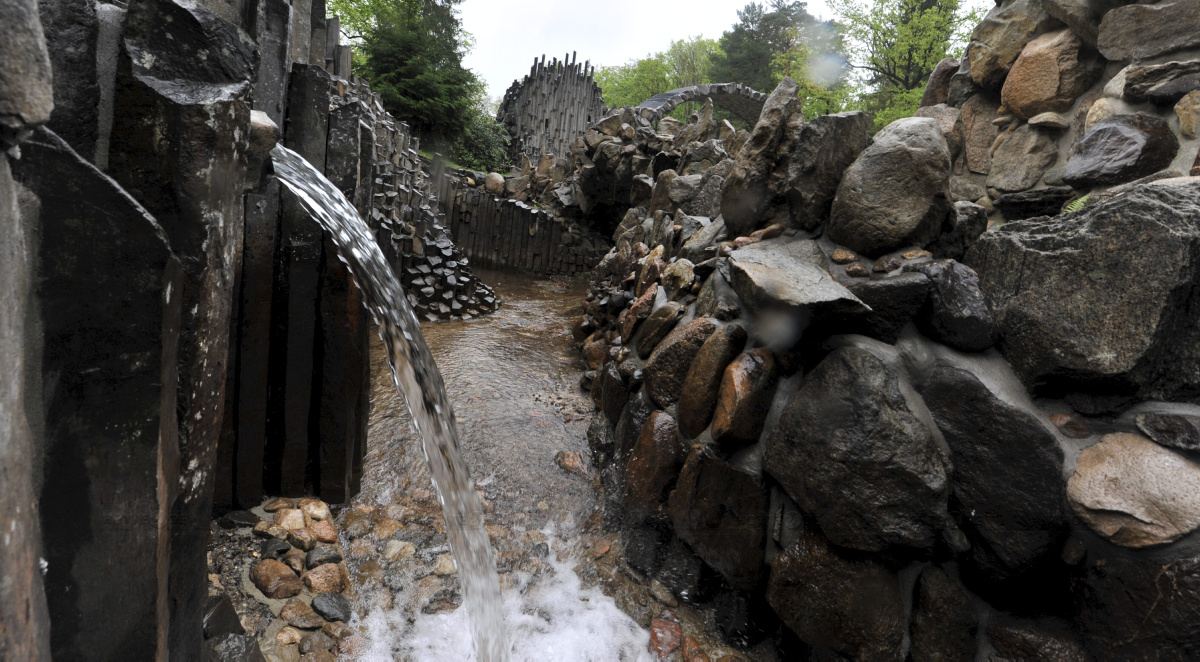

left=459, top=0, right=835, bottom=99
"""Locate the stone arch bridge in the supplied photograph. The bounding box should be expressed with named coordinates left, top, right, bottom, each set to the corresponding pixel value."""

left=634, top=83, right=768, bottom=125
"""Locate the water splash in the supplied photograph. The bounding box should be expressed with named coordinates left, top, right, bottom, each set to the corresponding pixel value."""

left=270, top=144, right=508, bottom=661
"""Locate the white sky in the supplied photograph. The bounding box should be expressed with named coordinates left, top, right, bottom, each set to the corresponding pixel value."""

left=459, top=0, right=835, bottom=99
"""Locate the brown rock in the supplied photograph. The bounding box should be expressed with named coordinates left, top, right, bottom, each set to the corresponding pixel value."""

left=1050, top=412, right=1091, bottom=439
left=625, top=412, right=687, bottom=516
left=300, top=630, right=336, bottom=654
left=554, top=451, right=589, bottom=477
left=644, top=317, right=717, bottom=408
left=649, top=618, right=682, bottom=659
left=322, top=621, right=353, bottom=641
left=968, top=0, right=1059, bottom=91
left=310, top=519, right=338, bottom=544
left=298, top=498, right=332, bottom=521
left=1068, top=432, right=1200, bottom=547
left=373, top=517, right=402, bottom=540
left=264, top=497, right=294, bottom=512
left=677, top=325, right=749, bottom=439
left=766, top=527, right=905, bottom=660
left=288, top=528, right=317, bottom=551
left=682, top=636, right=710, bottom=662
left=254, top=520, right=288, bottom=540
left=283, top=548, right=307, bottom=573
left=711, top=349, right=779, bottom=450
left=1001, top=30, right=1101, bottom=120
left=637, top=302, right=685, bottom=359
left=276, top=626, right=303, bottom=644
left=914, top=104, right=964, bottom=165
left=582, top=334, right=607, bottom=370
left=962, top=95, right=999, bottom=174
left=845, top=262, right=869, bottom=278
left=303, top=563, right=348, bottom=594
left=250, top=559, right=302, bottom=599
left=831, top=248, right=856, bottom=264
left=281, top=598, right=324, bottom=630
left=621, top=283, right=658, bottom=340
left=340, top=509, right=371, bottom=538
left=921, top=58, right=960, bottom=107
left=275, top=508, right=310, bottom=531
left=1177, top=90, right=1200, bottom=139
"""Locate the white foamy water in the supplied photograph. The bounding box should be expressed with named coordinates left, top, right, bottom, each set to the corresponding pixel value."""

left=357, top=531, right=654, bottom=661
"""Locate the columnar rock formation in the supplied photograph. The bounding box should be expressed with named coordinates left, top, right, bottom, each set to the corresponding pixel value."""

left=497, top=53, right=608, bottom=166
left=0, top=0, right=496, bottom=656
left=575, top=2, right=1200, bottom=651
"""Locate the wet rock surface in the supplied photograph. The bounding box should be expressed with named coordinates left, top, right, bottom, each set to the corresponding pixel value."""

left=1064, top=114, right=1179, bottom=188
left=766, top=346, right=949, bottom=552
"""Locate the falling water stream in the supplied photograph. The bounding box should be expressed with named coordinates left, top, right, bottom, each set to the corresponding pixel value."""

left=270, top=145, right=508, bottom=661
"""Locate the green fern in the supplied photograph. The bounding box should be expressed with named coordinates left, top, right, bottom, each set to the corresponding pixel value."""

left=1064, top=195, right=1091, bottom=213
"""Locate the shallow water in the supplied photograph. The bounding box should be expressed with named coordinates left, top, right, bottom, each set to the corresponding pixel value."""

left=354, top=271, right=656, bottom=660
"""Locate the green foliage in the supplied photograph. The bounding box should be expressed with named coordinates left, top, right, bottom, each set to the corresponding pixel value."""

left=710, top=1, right=835, bottom=94
left=594, top=55, right=675, bottom=110
left=449, top=97, right=510, bottom=172
left=1064, top=195, right=1091, bottom=213
left=831, top=0, right=981, bottom=128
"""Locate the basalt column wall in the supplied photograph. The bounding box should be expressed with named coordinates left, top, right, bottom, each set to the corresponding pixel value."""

left=0, top=0, right=499, bottom=655
left=497, top=54, right=608, bottom=166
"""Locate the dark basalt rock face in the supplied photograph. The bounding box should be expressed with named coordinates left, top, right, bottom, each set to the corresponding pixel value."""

left=766, top=527, right=906, bottom=660
left=992, top=186, right=1075, bottom=220
left=910, top=567, right=978, bottom=661
left=766, top=346, right=949, bottom=553
left=668, top=449, right=768, bottom=591
left=13, top=128, right=182, bottom=659
left=920, top=360, right=1067, bottom=579
left=969, top=179, right=1200, bottom=402
left=911, top=259, right=997, bottom=352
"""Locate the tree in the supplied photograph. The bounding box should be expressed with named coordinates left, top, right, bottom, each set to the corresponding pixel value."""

left=450, top=96, right=510, bottom=172
left=663, top=36, right=722, bottom=88
left=709, top=1, right=825, bottom=93
left=594, top=55, right=675, bottom=110
left=831, top=0, right=980, bottom=127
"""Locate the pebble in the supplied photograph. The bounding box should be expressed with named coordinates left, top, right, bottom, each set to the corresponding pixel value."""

left=650, top=580, right=679, bottom=607
left=218, top=510, right=260, bottom=529
left=845, top=262, right=869, bottom=278
left=1050, top=412, right=1092, bottom=439
left=592, top=541, right=612, bottom=558
left=831, top=248, right=857, bottom=264
left=873, top=255, right=904, bottom=273
left=249, top=559, right=302, bottom=599
left=276, top=626, right=303, bottom=644
left=682, top=636, right=710, bottom=662
left=287, top=529, right=317, bottom=552
left=303, top=563, right=347, bottom=594
left=341, top=510, right=372, bottom=538
left=433, top=554, right=457, bottom=575
left=281, top=598, right=324, bottom=630
left=309, top=519, right=338, bottom=544
left=322, top=621, right=353, bottom=641
left=261, top=538, right=291, bottom=560
left=554, top=451, right=589, bottom=477
left=275, top=508, right=309, bottom=532
left=373, top=517, right=403, bottom=540
left=650, top=617, right=683, bottom=658
left=263, top=497, right=294, bottom=512
left=312, top=592, right=353, bottom=623
left=282, top=548, right=306, bottom=573
left=384, top=503, right=414, bottom=522
left=298, top=498, right=332, bottom=521
left=253, top=521, right=288, bottom=540
left=384, top=540, right=416, bottom=561
left=299, top=631, right=336, bottom=654
left=347, top=538, right=374, bottom=561
left=306, top=546, right=343, bottom=570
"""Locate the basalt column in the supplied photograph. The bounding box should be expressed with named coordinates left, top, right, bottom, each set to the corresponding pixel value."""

left=15, top=129, right=183, bottom=660
left=0, top=0, right=55, bottom=654
left=106, top=0, right=252, bottom=654
left=269, top=62, right=332, bottom=495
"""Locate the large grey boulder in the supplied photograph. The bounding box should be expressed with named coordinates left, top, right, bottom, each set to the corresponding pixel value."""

left=1, top=0, right=54, bottom=148
left=910, top=259, right=997, bottom=352
left=782, top=111, right=872, bottom=231
left=828, top=117, right=953, bottom=257
left=1068, top=432, right=1200, bottom=548
left=1042, top=0, right=1124, bottom=47
left=919, top=353, right=1068, bottom=579
left=728, top=238, right=865, bottom=316
left=987, top=124, right=1059, bottom=193
left=766, top=346, right=950, bottom=552
left=1098, top=0, right=1200, bottom=62
left=1063, top=114, right=1179, bottom=189
left=720, top=78, right=803, bottom=236
left=968, top=178, right=1200, bottom=401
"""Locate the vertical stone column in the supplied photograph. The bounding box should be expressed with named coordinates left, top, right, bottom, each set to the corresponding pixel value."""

left=272, top=63, right=332, bottom=495
left=0, top=0, right=55, bottom=657
left=14, top=128, right=182, bottom=661
left=106, top=0, right=252, bottom=654
left=310, top=0, right=327, bottom=68
left=290, top=0, right=312, bottom=65
left=236, top=180, right=282, bottom=507
left=253, top=0, right=293, bottom=129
